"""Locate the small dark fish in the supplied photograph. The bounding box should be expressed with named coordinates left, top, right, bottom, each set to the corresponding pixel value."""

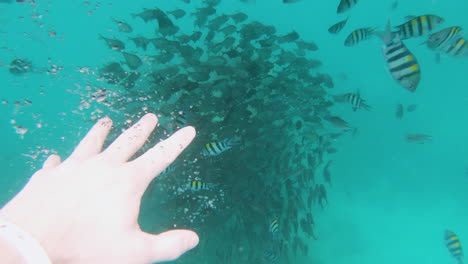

left=9, top=58, right=33, bottom=75
left=112, top=18, right=133, bottom=33
left=296, top=40, right=318, bottom=51
left=406, top=104, right=417, bottom=112
left=99, top=62, right=127, bottom=84
left=190, top=31, right=202, bottom=42
left=129, top=36, right=150, bottom=50
left=168, top=9, right=186, bottom=19
left=405, top=133, right=432, bottom=144
left=324, top=115, right=356, bottom=134
left=323, top=160, right=332, bottom=186
left=283, top=0, right=302, bottom=2
left=396, top=104, right=404, bottom=119
left=230, top=12, right=248, bottom=23
left=337, top=0, right=358, bottom=13
left=316, top=184, right=328, bottom=208
left=122, top=52, right=142, bottom=70
left=219, top=24, right=237, bottom=35
left=99, top=35, right=125, bottom=51
left=390, top=0, right=398, bottom=10
left=132, top=8, right=159, bottom=23
left=328, top=17, right=348, bottom=34
left=344, top=27, right=375, bottom=46
left=278, top=31, right=300, bottom=43
left=121, top=71, right=140, bottom=89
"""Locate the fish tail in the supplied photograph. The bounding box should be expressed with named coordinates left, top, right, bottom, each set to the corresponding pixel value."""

left=226, top=135, right=241, bottom=146
left=375, top=20, right=394, bottom=44
left=362, top=102, right=372, bottom=111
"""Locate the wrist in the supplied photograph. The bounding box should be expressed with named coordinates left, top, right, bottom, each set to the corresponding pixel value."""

left=0, top=211, right=53, bottom=264
left=0, top=237, right=27, bottom=263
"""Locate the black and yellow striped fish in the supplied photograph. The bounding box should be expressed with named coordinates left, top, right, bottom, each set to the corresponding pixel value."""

left=443, top=36, right=468, bottom=57
left=344, top=27, right=375, bottom=46
left=337, top=0, right=358, bottom=14
left=395, top=14, right=444, bottom=40
left=202, top=141, right=231, bottom=156
left=445, top=230, right=463, bottom=264
left=344, top=93, right=371, bottom=111
left=328, top=17, right=348, bottom=34
left=427, top=26, right=463, bottom=51
left=201, top=136, right=241, bottom=156
left=189, top=180, right=210, bottom=191
left=269, top=219, right=279, bottom=234
left=378, top=21, right=420, bottom=92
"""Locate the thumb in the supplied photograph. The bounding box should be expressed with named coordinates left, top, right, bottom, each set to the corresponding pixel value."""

left=144, top=229, right=199, bottom=263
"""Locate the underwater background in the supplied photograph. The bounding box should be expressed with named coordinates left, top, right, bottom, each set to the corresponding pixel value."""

left=1, top=0, right=468, bottom=263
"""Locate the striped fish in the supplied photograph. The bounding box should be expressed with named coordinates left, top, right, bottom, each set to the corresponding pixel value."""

left=337, top=0, right=358, bottom=14
left=201, top=136, right=241, bottom=156
left=427, top=26, right=463, bottom=51
left=445, top=230, right=463, bottom=264
left=174, top=110, right=187, bottom=128
left=395, top=14, right=444, bottom=40
left=443, top=36, right=468, bottom=57
left=328, top=17, right=348, bottom=34
left=263, top=250, right=278, bottom=263
left=269, top=219, right=279, bottom=234
left=344, top=27, right=375, bottom=46
left=378, top=21, right=421, bottom=92
left=334, top=93, right=371, bottom=111
left=188, top=180, right=218, bottom=191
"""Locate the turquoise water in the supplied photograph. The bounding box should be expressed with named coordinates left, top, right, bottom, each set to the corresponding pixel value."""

left=1, top=0, right=468, bottom=263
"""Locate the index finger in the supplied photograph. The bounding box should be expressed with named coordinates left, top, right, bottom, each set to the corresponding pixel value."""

left=129, top=126, right=196, bottom=187
left=101, top=113, right=158, bottom=163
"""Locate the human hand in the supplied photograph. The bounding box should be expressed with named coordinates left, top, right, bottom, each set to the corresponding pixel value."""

left=0, top=113, right=199, bottom=264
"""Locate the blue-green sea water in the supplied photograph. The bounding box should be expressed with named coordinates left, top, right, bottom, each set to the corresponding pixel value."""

left=2, top=0, right=468, bottom=263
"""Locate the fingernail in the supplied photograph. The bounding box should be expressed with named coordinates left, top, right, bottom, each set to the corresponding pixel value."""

left=187, top=233, right=199, bottom=249
left=145, top=113, right=158, bottom=121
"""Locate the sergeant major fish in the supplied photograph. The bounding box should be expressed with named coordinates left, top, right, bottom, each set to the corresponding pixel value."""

left=337, top=0, right=358, bottom=13
left=201, top=136, right=241, bottom=156
left=394, top=14, right=444, bottom=40
left=427, top=27, right=468, bottom=57
left=427, top=26, right=463, bottom=51
left=445, top=230, right=463, bottom=264
left=344, top=27, right=375, bottom=46
left=328, top=17, right=349, bottom=35
left=377, top=21, right=421, bottom=92
left=177, top=180, right=218, bottom=193
left=269, top=219, right=279, bottom=234
left=333, top=92, right=371, bottom=111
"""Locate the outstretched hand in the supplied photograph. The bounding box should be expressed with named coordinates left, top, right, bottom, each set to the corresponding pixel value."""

left=0, top=113, right=199, bottom=264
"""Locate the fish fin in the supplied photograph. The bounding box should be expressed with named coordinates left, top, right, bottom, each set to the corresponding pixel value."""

left=352, top=106, right=357, bottom=112
left=404, top=15, right=417, bottom=21
left=351, top=127, right=358, bottom=136
left=374, top=20, right=393, bottom=44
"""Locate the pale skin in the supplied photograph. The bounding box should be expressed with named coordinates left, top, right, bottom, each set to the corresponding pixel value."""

left=0, top=113, right=199, bottom=264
